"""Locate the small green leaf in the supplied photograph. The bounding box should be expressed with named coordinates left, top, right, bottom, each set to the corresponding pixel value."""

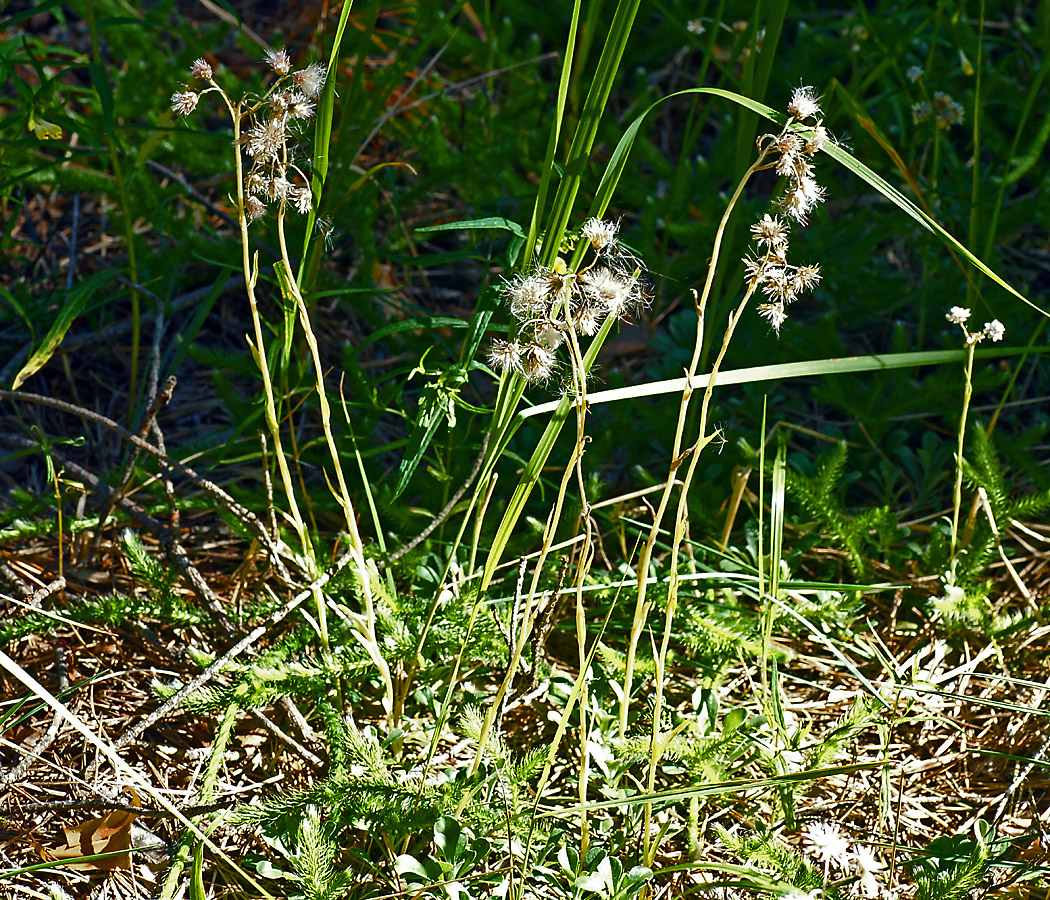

left=415, top=216, right=525, bottom=237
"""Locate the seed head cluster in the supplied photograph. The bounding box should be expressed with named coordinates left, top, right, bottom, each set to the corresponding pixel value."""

left=744, top=87, right=827, bottom=334
left=170, top=50, right=327, bottom=224
left=913, top=90, right=964, bottom=129
left=488, top=219, right=645, bottom=383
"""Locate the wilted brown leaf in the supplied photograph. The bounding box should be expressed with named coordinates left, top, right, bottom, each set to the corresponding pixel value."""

left=49, top=808, right=139, bottom=871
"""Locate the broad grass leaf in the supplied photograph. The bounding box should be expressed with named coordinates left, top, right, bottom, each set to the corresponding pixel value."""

left=11, top=271, right=115, bottom=390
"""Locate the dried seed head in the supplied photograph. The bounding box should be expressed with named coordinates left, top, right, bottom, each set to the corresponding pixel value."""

left=171, top=90, right=199, bottom=117
left=581, top=267, right=631, bottom=316
left=190, top=58, right=213, bottom=80
left=506, top=272, right=549, bottom=321
left=245, top=169, right=267, bottom=195
left=581, top=217, right=619, bottom=251
left=572, top=301, right=603, bottom=336
left=293, top=63, right=327, bottom=99
left=521, top=342, right=558, bottom=382
left=266, top=48, right=292, bottom=76
left=534, top=319, right=565, bottom=349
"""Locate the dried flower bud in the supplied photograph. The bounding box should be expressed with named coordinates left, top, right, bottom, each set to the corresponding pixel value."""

left=190, top=58, right=213, bottom=80
left=245, top=195, right=267, bottom=221
left=171, top=90, right=199, bottom=117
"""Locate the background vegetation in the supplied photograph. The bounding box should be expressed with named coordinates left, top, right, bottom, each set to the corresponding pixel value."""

left=0, top=1, right=1047, bottom=898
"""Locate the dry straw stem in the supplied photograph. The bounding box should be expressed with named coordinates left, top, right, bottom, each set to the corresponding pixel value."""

left=0, top=647, right=276, bottom=897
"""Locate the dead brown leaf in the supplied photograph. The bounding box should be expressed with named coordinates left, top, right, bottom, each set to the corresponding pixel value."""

left=48, top=807, right=139, bottom=871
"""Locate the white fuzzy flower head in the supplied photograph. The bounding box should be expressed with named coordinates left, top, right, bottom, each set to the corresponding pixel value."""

left=946, top=306, right=970, bottom=325
left=804, top=123, right=829, bottom=155
left=912, top=101, right=931, bottom=123
left=581, top=217, right=618, bottom=252
left=687, top=19, right=705, bottom=35
left=190, top=58, right=213, bottom=80
left=906, top=65, right=924, bottom=82
left=288, top=92, right=315, bottom=120
left=758, top=301, right=787, bottom=333
left=534, top=319, right=565, bottom=349
left=851, top=845, right=885, bottom=898
left=802, top=821, right=851, bottom=870
left=983, top=319, right=1005, bottom=342
left=293, top=62, right=327, bottom=98
left=488, top=339, right=523, bottom=375
left=266, top=47, right=292, bottom=76
left=506, top=271, right=550, bottom=321
left=245, top=119, right=286, bottom=163
left=581, top=267, right=631, bottom=316
left=934, top=91, right=964, bottom=128
left=521, top=342, right=558, bottom=382
left=751, top=214, right=790, bottom=251
left=572, top=302, right=603, bottom=336
left=787, top=86, right=821, bottom=121
left=782, top=175, right=825, bottom=224
left=171, top=90, right=198, bottom=117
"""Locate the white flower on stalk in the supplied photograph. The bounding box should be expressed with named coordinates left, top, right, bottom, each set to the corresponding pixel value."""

left=687, top=19, right=705, bottom=35
left=758, top=302, right=788, bottom=333
left=291, top=184, right=313, bottom=215
left=851, top=845, right=885, bottom=898
left=802, top=821, right=851, bottom=871
left=906, top=65, right=923, bottom=82
left=946, top=306, right=970, bottom=325
left=982, top=319, right=1005, bottom=342
left=787, top=85, right=821, bottom=121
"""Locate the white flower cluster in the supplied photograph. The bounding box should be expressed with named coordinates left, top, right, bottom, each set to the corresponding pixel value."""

left=171, top=52, right=327, bottom=223
left=801, top=821, right=890, bottom=898
left=946, top=306, right=1005, bottom=345
left=743, top=87, right=827, bottom=335
left=487, top=218, right=645, bottom=383
left=744, top=213, right=822, bottom=334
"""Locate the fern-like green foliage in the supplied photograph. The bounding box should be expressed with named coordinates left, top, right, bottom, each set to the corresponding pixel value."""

left=956, top=423, right=1050, bottom=586
left=294, top=808, right=352, bottom=900
left=913, top=839, right=991, bottom=900
left=715, top=826, right=829, bottom=897
left=805, top=695, right=883, bottom=770
left=781, top=442, right=897, bottom=577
